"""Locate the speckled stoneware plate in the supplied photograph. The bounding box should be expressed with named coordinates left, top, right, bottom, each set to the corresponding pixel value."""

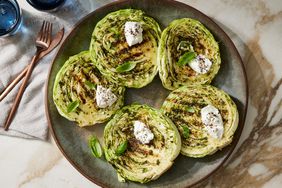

left=45, top=0, right=248, bottom=187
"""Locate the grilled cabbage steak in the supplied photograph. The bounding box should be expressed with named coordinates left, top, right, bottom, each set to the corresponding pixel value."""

left=53, top=51, right=125, bottom=127
left=90, top=9, right=161, bottom=88
left=158, top=18, right=221, bottom=90
left=104, top=104, right=181, bottom=183
left=162, top=85, right=238, bottom=157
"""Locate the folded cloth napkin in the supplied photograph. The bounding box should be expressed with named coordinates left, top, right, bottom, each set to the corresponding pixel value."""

left=0, top=0, right=112, bottom=140
left=0, top=32, right=50, bottom=140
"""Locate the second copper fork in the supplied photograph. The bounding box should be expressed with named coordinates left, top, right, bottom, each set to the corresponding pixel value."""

left=4, top=21, right=53, bottom=131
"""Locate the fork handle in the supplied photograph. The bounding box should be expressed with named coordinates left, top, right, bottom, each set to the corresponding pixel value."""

left=3, top=53, right=40, bottom=131
left=0, top=66, right=27, bottom=102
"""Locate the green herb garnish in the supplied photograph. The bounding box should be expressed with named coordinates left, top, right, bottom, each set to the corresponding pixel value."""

left=89, top=136, right=103, bottom=158
left=85, top=80, right=96, bottom=89
left=116, top=61, right=137, bottom=73
left=67, top=100, right=79, bottom=113
left=186, top=106, right=195, bottom=113
left=182, top=125, right=190, bottom=139
left=116, top=140, right=128, bottom=156
left=177, top=51, right=197, bottom=66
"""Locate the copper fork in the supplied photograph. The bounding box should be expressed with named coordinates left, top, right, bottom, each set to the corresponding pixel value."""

left=4, top=21, right=53, bottom=131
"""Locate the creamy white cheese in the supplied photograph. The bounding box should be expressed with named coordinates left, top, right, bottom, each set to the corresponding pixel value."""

left=96, top=85, right=117, bottom=108
left=201, top=105, right=224, bottom=139
left=189, top=54, right=212, bottom=74
left=124, top=21, right=143, bottom=47
left=133, top=121, right=154, bottom=144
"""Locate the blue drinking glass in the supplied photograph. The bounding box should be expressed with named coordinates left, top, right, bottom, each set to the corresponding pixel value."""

left=0, top=0, right=22, bottom=37
left=26, top=0, right=66, bottom=12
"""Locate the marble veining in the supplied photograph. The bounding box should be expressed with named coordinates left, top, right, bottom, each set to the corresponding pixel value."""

left=0, top=0, right=281, bottom=188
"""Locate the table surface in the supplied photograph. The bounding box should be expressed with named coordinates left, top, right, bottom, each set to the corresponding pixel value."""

left=1, top=0, right=282, bottom=187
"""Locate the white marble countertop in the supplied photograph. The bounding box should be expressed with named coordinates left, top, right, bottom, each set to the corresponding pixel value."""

left=1, top=0, right=282, bottom=187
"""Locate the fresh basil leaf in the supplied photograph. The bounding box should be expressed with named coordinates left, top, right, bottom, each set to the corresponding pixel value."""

left=116, top=61, right=137, bottom=73
left=85, top=80, right=96, bottom=89
left=116, top=140, right=128, bottom=156
left=186, top=106, right=195, bottom=113
left=67, top=101, right=79, bottom=113
left=177, top=51, right=197, bottom=66
left=182, top=125, right=190, bottom=139
left=89, top=136, right=103, bottom=158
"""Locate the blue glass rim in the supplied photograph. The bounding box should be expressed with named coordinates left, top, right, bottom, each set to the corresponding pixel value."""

left=26, top=0, right=66, bottom=11
left=0, top=0, right=22, bottom=36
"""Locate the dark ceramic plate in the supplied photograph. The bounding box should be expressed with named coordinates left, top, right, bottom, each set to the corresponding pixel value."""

left=45, top=0, right=248, bottom=187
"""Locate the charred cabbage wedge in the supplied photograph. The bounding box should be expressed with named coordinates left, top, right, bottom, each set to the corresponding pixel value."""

left=53, top=51, right=125, bottom=127
left=104, top=104, right=181, bottom=183
left=158, top=18, right=221, bottom=90
left=162, top=85, right=238, bottom=157
left=90, top=9, right=161, bottom=88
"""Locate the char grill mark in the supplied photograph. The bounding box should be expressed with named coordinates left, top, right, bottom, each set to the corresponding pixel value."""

left=70, top=71, right=95, bottom=102
left=109, top=39, right=152, bottom=64
left=128, top=138, right=152, bottom=155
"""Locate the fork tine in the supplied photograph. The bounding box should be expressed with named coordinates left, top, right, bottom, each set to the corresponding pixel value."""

left=42, top=21, right=49, bottom=42
left=43, top=21, right=52, bottom=44
left=38, top=20, right=46, bottom=41
left=46, top=22, right=52, bottom=44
